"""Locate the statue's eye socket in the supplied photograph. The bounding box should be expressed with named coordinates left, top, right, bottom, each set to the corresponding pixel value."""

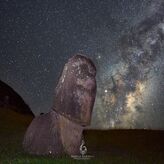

left=79, top=73, right=87, bottom=80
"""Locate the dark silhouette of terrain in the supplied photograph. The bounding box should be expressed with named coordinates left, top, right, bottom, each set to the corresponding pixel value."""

left=0, top=80, right=34, bottom=161
left=0, top=80, right=34, bottom=116
left=84, top=129, right=164, bottom=159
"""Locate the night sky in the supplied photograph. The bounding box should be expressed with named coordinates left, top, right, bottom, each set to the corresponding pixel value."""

left=0, top=0, right=164, bottom=129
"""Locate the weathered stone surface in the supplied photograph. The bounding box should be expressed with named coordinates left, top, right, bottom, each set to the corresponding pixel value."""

left=23, top=54, right=97, bottom=157
left=53, top=55, right=96, bottom=125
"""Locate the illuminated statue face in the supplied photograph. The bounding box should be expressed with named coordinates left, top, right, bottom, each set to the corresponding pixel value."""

left=53, top=55, right=97, bottom=126
left=74, top=63, right=96, bottom=126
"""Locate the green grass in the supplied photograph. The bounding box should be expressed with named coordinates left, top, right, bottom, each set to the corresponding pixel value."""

left=0, top=107, right=164, bottom=164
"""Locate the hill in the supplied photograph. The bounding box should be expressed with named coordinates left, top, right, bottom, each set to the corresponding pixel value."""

left=0, top=80, right=34, bottom=116
left=0, top=107, right=33, bottom=161
left=84, top=129, right=164, bottom=158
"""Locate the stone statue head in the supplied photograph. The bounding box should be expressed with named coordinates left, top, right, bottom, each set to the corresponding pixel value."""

left=53, top=54, right=97, bottom=126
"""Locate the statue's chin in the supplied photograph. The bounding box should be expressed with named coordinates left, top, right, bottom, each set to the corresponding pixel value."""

left=80, top=120, right=91, bottom=127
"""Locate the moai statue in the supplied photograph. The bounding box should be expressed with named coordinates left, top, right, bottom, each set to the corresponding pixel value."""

left=23, top=54, right=97, bottom=157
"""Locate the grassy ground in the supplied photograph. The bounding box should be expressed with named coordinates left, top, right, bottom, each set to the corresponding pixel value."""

left=0, top=108, right=103, bottom=164
left=0, top=107, right=164, bottom=163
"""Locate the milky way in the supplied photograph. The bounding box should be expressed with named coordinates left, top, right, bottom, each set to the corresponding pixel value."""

left=0, top=0, right=164, bottom=129
left=92, top=0, right=164, bottom=129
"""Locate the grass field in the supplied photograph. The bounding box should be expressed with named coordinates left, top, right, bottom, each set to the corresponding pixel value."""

left=0, top=107, right=164, bottom=164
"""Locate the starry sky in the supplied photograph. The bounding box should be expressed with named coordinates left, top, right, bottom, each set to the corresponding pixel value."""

left=0, top=0, right=164, bottom=129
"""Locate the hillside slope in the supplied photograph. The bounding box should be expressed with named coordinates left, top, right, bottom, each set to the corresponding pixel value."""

left=0, top=80, right=34, bottom=116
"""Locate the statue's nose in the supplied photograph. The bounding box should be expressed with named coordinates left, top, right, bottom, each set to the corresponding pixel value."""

left=84, top=78, right=95, bottom=90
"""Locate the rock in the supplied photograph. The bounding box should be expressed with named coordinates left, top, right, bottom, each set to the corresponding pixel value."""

left=23, top=54, right=97, bottom=157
